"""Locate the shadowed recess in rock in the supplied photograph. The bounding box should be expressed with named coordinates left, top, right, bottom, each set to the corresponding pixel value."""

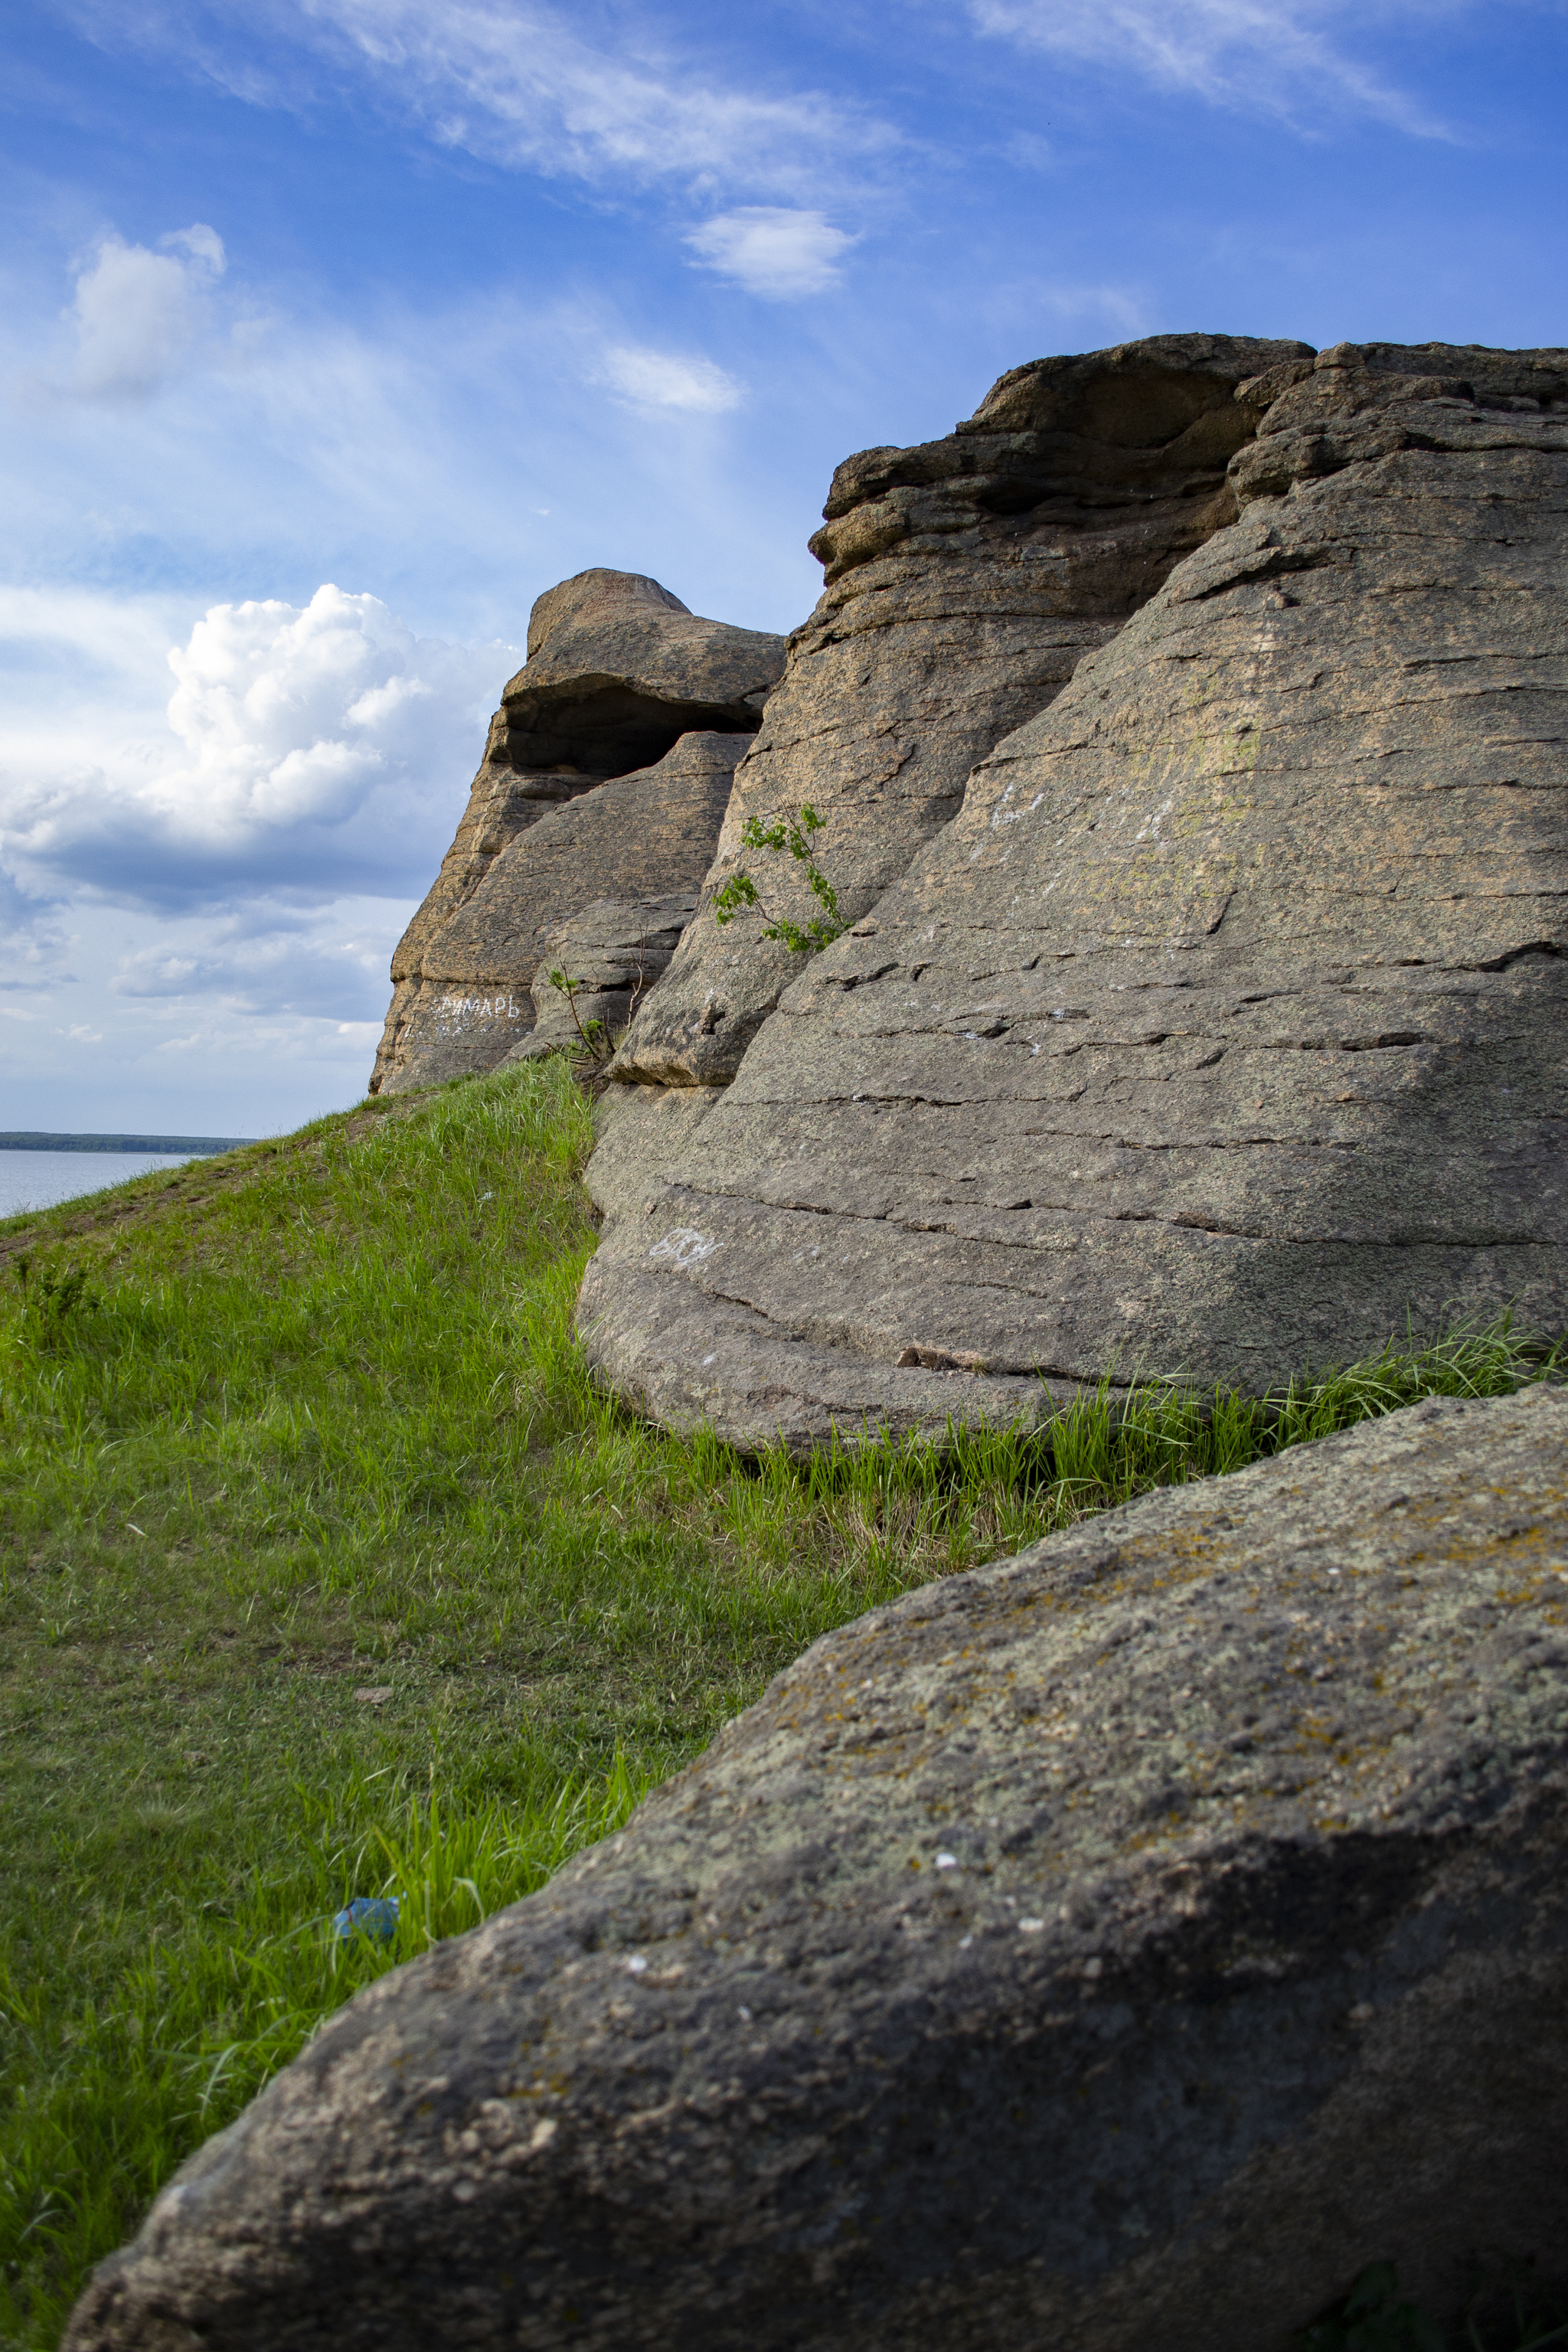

left=374, top=733, right=748, bottom=1095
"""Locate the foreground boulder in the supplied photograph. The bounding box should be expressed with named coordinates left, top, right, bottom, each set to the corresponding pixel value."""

left=583, top=341, right=1568, bottom=1447
left=66, top=1384, right=1568, bottom=2350
left=612, top=332, right=1312, bottom=1088
left=374, top=732, right=748, bottom=1091
left=371, top=572, right=786, bottom=1093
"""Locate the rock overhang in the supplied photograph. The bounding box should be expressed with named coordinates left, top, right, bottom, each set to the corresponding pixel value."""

left=495, top=573, right=788, bottom=782
left=368, top=571, right=789, bottom=1096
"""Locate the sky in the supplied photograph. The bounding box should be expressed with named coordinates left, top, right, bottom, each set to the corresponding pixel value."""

left=2, top=0, right=1565, bottom=1138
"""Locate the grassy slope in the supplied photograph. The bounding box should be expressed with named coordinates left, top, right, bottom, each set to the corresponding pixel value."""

left=0, top=1063, right=1557, bottom=2348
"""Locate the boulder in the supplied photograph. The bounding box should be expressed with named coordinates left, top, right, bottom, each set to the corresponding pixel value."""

left=583, top=1082, right=726, bottom=1229
left=64, top=1383, right=1568, bottom=2352
left=510, top=895, right=698, bottom=1061
left=612, top=333, right=1313, bottom=1089
left=374, top=733, right=746, bottom=1094
left=581, top=342, right=1568, bottom=1449
left=371, top=573, right=787, bottom=1093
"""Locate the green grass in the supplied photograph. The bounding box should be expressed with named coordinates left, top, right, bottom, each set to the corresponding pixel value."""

left=0, top=1060, right=1559, bottom=2347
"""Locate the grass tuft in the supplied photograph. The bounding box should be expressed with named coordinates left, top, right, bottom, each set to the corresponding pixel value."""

left=0, top=1756, right=645, bottom=2328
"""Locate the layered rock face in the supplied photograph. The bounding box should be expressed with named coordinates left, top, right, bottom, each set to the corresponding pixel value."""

left=612, top=333, right=1314, bottom=1089
left=377, top=735, right=749, bottom=1091
left=65, top=1384, right=1568, bottom=2352
left=371, top=572, right=786, bottom=1093
left=582, top=341, right=1568, bottom=1449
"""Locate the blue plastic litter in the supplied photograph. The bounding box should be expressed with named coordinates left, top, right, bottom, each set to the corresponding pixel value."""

left=332, top=1895, right=400, bottom=1944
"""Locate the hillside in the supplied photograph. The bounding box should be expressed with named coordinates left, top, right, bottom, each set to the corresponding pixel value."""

left=0, top=1063, right=1555, bottom=2346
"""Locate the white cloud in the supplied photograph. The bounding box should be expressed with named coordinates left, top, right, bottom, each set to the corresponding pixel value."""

left=164, top=224, right=226, bottom=271
left=0, top=863, right=74, bottom=985
left=273, top=0, right=900, bottom=201
left=593, top=343, right=743, bottom=413
left=0, top=875, right=417, bottom=1132
left=69, top=224, right=227, bottom=399
left=685, top=209, right=857, bottom=299
left=0, top=584, right=514, bottom=906
left=969, top=0, right=1450, bottom=132
left=109, top=897, right=401, bottom=1021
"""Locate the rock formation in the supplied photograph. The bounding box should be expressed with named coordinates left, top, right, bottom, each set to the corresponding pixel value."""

left=612, top=333, right=1314, bottom=1089
left=64, top=1383, right=1568, bottom=2352
left=375, top=735, right=750, bottom=1089
left=514, top=894, right=697, bottom=1061
left=371, top=572, right=787, bottom=1093
left=581, top=341, right=1568, bottom=1449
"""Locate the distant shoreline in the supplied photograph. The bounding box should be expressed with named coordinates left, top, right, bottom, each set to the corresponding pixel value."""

left=0, top=1134, right=259, bottom=1156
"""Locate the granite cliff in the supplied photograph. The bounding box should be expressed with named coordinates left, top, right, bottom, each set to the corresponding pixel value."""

left=580, top=338, right=1568, bottom=1446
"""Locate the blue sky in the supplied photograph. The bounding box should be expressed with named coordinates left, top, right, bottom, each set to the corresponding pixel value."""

left=2, top=0, right=1564, bottom=1135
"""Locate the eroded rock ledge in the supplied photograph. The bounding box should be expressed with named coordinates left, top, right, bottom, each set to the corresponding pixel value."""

left=371, top=571, right=786, bottom=1094
left=581, top=341, right=1568, bottom=1448
left=611, top=334, right=1313, bottom=1089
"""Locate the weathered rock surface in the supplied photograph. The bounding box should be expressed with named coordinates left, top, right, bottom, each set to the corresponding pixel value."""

left=66, top=1384, right=1568, bottom=2352
left=583, top=1082, right=726, bottom=1229
left=371, top=573, right=786, bottom=1093
left=612, top=335, right=1314, bottom=1089
left=375, top=733, right=747, bottom=1093
left=509, top=895, right=698, bottom=1060
left=583, top=341, right=1568, bottom=1448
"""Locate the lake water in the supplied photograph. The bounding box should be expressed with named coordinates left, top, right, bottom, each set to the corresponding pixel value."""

left=0, top=1152, right=195, bottom=1219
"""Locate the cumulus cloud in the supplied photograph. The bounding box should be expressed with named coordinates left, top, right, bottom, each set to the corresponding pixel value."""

left=969, top=0, right=1449, bottom=132
left=685, top=209, right=857, bottom=299
left=0, top=584, right=514, bottom=906
left=593, top=344, right=743, bottom=413
left=69, top=224, right=227, bottom=398
left=267, top=0, right=900, bottom=201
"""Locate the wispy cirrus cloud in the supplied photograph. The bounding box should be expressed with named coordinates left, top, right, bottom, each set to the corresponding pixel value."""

left=592, top=341, right=743, bottom=413
left=968, top=0, right=1455, bottom=135
left=110, top=897, right=397, bottom=1021
left=247, top=0, right=902, bottom=200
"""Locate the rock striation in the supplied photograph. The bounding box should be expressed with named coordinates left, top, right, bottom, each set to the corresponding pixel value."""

left=371, top=572, right=786, bottom=1093
left=612, top=334, right=1314, bottom=1090
left=64, top=1383, right=1568, bottom=2352
left=512, top=894, right=698, bottom=1061
left=582, top=341, right=1568, bottom=1449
